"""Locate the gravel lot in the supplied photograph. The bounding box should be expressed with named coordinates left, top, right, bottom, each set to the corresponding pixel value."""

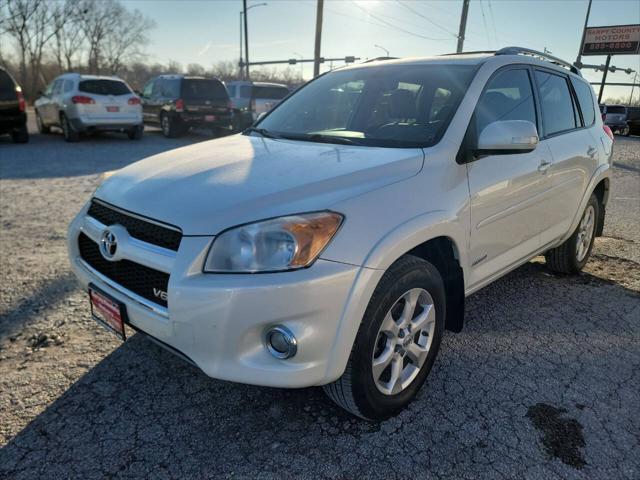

left=1, top=114, right=639, bottom=479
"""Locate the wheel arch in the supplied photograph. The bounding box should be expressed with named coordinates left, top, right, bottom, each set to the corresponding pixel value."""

left=593, top=177, right=609, bottom=237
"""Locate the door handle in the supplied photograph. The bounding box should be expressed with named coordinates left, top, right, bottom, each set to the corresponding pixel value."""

left=538, top=161, right=552, bottom=173
left=587, top=146, right=597, bottom=158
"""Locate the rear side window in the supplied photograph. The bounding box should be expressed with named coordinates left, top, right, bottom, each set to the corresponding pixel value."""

left=475, top=68, right=536, bottom=134
left=535, top=70, right=577, bottom=136
left=181, top=79, right=229, bottom=101
left=226, top=85, right=236, bottom=96
left=64, top=80, right=74, bottom=93
left=79, top=79, right=131, bottom=96
left=160, top=79, right=180, bottom=98
left=571, top=78, right=596, bottom=126
left=0, top=69, right=16, bottom=100
left=240, top=85, right=252, bottom=97
left=252, top=86, right=289, bottom=99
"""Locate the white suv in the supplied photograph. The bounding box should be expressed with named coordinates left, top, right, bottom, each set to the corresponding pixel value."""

left=68, top=48, right=613, bottom=420
left=35, top=74, right=143, bottom=142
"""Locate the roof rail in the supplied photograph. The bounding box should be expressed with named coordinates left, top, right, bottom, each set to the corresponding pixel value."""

left=440, top=50, right=497, bottom=56
left=496, top=46, right=581, bottom=76
left=363, top=56, right=399, bottom=63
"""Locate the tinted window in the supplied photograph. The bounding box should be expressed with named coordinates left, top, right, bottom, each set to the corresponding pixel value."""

left=160, top=78, right=180, bottom=98
left=240, top=85, right=252, bottom=97
left=226, top=85, right=236, bottom=96
left=252, top=86, right=289, bottom=99
left=570, top=78, right=595, bottom=126
left=606, top=106, right=626, bottom=114
left=476, top=68, right=536, bottom=134
left=0, top=69, right=16, bottom=100
left=64, top=80, right=74, bottom=93
left=79, top=79, right=131, bottom=96
left=181, top=79, right=228, bottom=101
left=257, top=65, right=476, bottom=148
left=535, top=71, right=577, bottom=135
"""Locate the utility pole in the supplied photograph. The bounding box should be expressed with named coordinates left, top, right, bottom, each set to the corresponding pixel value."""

left=575, top=0, right=593, bottom=67
left=313, top=0, right=324, bottom=77
left=243, top=0, right=250, bottom=79
left=630, top=72, right=638, bottom=105
left=598, top=54, right=612, bottom=104
left=239, top=12, right=244, bottom=78
left=456, top=0, right=470, bottom=53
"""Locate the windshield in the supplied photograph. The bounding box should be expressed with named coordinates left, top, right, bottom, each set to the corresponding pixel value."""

left=253, top=64, right=476, bottom=148
left=79, top=79, right=131, bottom=96
left=182, top=79, right=228, bottom=101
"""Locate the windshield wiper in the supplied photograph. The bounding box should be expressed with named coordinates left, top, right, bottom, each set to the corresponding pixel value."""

left=244, top=126, right=278, bottom=139
left=279, top=133, right=360, bottom=146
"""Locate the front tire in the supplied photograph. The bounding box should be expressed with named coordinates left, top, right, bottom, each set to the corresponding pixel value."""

left=35, top=110, right=50, bottom=134
left=545, top=193, right=599, bottom=274
left=323, top=255, right=445, bottom=420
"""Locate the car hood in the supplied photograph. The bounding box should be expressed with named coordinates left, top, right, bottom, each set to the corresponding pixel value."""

left=94, top=134, right=423, bottom=235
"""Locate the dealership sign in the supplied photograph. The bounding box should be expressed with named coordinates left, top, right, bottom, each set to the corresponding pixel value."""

left=581, top=24, right=640, bottom=55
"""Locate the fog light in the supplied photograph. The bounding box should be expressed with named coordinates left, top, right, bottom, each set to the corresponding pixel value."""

left=265, top=325, right=297, bottom=359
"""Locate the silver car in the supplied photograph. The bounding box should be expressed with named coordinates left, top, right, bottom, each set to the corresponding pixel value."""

left=34, top=73, right=143, bottom=142
left=225, top=81, right=289, bottom=120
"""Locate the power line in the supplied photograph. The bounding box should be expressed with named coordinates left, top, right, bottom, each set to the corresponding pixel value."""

left=349, top=1, right=451, bottom=42
left=396, top=0, right=459, bottom=38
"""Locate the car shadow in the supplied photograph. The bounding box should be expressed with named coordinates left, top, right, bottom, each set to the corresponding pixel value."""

left=1, top=262, right=638, bottom=479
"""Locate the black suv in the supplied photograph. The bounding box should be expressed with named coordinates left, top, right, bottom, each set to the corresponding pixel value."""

left=140, top=75, right=233, bottom=137
left=0, top=67, right=28, bottom=143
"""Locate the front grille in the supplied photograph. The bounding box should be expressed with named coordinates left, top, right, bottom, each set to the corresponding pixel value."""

left=87, top=200, right=182, bottom=251
left=78, top=233, right=169, bottom=308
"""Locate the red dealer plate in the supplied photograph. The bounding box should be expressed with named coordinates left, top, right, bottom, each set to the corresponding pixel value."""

left=89, top=286, right=126, bottom=340
left=106, top=106, right=119, bottom=112
left=204, top=115, right=216, bottom=122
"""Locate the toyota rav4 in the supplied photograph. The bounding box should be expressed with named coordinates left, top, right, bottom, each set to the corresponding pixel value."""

left=68, top=48, right=613, bottom=420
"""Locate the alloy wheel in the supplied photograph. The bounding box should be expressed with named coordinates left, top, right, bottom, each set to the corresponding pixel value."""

left=576, top=204, right=595, bottom=262
left=371, top=288, right=436, bottom=395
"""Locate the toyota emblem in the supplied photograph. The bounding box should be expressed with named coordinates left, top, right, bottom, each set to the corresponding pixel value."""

left=100, top=229, right=118, bottom=259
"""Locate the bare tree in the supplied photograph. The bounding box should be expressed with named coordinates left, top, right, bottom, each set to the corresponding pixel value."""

left=186, top=63, right=206, bottom=76
left=52, top=0, right=84, bottom=73
left=102, top=6, right=154, bottom=74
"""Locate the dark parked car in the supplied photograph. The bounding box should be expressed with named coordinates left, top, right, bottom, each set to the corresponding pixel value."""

left=627, top=106, right=640, bottom=136
left=140, top=75, right=234, bottom=138
left=601, top=104, right=629, bottom=136
left=0, top=67, right=28, bottom=143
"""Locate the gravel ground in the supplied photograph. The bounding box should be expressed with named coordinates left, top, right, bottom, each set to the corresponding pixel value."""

left=0, top=114, right=639, bottom=480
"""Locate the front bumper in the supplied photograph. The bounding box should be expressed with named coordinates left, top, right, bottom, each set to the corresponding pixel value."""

left=67, top=206, right=360, bottom=388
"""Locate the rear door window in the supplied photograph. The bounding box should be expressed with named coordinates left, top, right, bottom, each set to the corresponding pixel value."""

left=252, top=86, right=289, bottom=99
left=181, top=79, right=229, bottom=101
left=476, top=68, right=537, bottom=135
left=79, top=79, right=131, bottom=96
left=160, top=79, right=180, bottom=98
left=534, top=70, right=578, bottom=136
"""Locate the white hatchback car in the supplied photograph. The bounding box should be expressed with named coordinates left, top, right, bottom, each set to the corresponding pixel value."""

left=35, top=74, right=143, bottom=142
left=68, top=48, right=613, bottom=419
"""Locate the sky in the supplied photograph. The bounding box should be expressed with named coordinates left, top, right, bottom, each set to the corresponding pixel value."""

left=126, top=0, right=640, bottom=101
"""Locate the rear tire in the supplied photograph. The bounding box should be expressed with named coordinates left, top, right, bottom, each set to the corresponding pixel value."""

left=61, top=113, right=79, bottom=142
left=11, top=124, right=29, bottom=143
left=127, top=125, right=143, bottom=140
left=323, top=255, right=445, bottom=420
left=160, top=113, right=181, bottom=138
left=36, top=110, right=50, bottom=134
left=545, top=193, right=599, bottom=274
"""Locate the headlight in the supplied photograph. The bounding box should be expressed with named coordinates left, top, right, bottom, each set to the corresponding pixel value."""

left=203, top=212, right=344, bottom=273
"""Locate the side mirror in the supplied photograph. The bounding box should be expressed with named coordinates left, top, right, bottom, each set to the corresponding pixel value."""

left=477, top=120, right=538, bottom=155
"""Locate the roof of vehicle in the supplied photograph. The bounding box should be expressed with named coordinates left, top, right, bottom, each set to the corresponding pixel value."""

left=155, top=74, right=223, bottom=82
left=225, top=81, right=288, bottom=88
left=345, top=46, right=583, bottom=79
